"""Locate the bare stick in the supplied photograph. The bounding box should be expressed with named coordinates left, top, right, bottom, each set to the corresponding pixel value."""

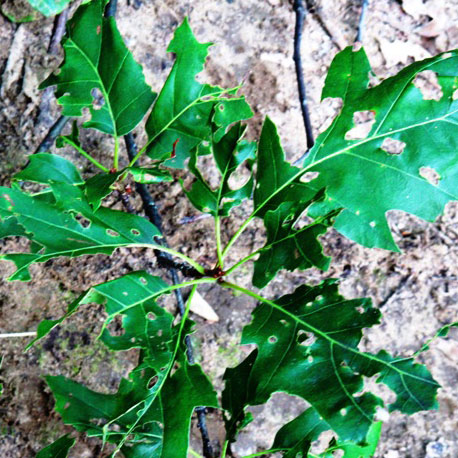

left=124, top=133, right=214, bottom=458
left=0, top=332, right=37, bottom=339
left=105, top=0, right=118, bottom=18
left=34, top=115, right=69, bottom=154
left=48, top=9, right=69, bottom=55
left=293, top=0, right=314, bottom=154
left=356, top=0, right=370, bottom=43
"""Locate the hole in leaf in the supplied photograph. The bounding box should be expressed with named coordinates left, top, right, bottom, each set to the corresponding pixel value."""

left=452, top=89, right=458, bottom=100
left=353, top=42, right=362, bottom=52
left=74, top=213, right=91, bottom=228
left=332, top=450, right=344, bottom=458
left=381, top=137, right=406, bottom=155
left=297, top=330, right=316, bottom=346
left=413, top=70, right=443, bottom=101
left=344, top=110, right=376, bottom=140
left=106, top=315, right=125, bottom=336
left=280, top=319, right=289, bottom=327
left=419, top=166, right=440, bottom=185
left=130, top=337, right=136, bottom=343
left=131, top=228, right=140, bottom=235
left=147, top=312, right=156, bottom=320
left=300, top=171, right=319, bottom=183
left=305, top=301, right=313, bottom=307
left=122, top=291, right=128, bottom=296
left=106, top=229, right=119, bottom=237
left=64, top=402, right=71, bottom=409
left=307, top=356, right=314, bottom=363
left=91, top=87, right=105, bottom=110
left=356, top=306, right=365, bottom=314
left=317, top=98, right=343, bottom=135
left=139, top=277, right=147, bottom=285
left=268, top=336, right=278, bottom=343
left=369, top=221, right=376, bottom=228
left=315, top=295, right=323, bottom=302
left=157, top=329, right=163, bottom=337
left=148, top=376, right=158, bottom=389
left=219, top=104, right=224, bottom=111
left=340, top=408, right=347, bottom=416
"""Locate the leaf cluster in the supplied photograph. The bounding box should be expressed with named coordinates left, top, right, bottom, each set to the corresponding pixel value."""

left=1, top=1, right=457, bottom=457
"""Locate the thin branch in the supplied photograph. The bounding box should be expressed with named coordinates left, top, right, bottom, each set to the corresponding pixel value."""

left=124, top=133, right=214, bottom=458
left=292, top=0, right=315, bottom=167
left=356, top=0, right=370, bottom=43
left=293, top=0, right=314, bottom=152
left=105, top=0, right=118, bottom=18
left=34, top=115, right=70, bottom=154
left=48, top=9, right=69, bottom=55
left=0, top=332, right=37, bottom=339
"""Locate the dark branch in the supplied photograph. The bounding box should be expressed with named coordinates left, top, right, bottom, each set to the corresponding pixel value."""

left=127, top=0, right=142, bottom=8
left=48, top=9, right=69, bottom=55
left=293, top=0, right=314, bottom=152
left=34, top=115, right=69, bottom=154
left=124, top=133, right=214, bottom=458
left=356, top=0, right=370, bottom=43
left=104, top=0, right=118, bottom=18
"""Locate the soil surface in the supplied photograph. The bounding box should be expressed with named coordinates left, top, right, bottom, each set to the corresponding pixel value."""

left=0, top=0, right=458, bottom=457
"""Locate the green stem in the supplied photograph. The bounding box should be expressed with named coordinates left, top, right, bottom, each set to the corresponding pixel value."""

left=113, top=136, right=120, bottom=170
left=242, top=449, right=286, bottom=458
left=60, top=136, right=109, bottom=172
left=224, top=251, right=258, bottom=276
left=154, top=244, right=206, bottom=275
left=221, top=440, right=229, bottom=458
left=215, top=216, right=224, bottom=268
left=189, top=448, right=204, bottom=458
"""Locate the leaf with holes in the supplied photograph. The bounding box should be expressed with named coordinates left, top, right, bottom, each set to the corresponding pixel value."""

left=37, top=272, right=217, bottom=456
left=0, top=155, right=162, bottom=281
left=252, top=188, right=339, bottom=289
left=40, top=0, right=155, bottom=136
left=184, top=122, right=255, bottom=216
left=222, top=279, right=439, bottom=444
left=299, top=46, right=458, bottom=250
left=272, top=409, right=381, bottom=458
left=144, top=18, right=253, bottom=168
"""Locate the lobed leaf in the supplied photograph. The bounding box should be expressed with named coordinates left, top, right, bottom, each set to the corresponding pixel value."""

left=40, top=0, right=155, bottom=136
left=303, top=46, right=458, bottom=250
left=0, top=154, right=161, bottom=281
left=40, top=272, right=217, bottom=456
left=144, top=19, right=253, bottom=168
left=252, top=189, right=339, bottom=289
left=184, top=122, right=256, bottom=216
left=223, top=280, right=439, bottom=444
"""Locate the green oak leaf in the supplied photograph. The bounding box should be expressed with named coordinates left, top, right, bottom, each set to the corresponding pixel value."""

left=40, top=0, right=155, bottom=136
left=41, top=272, right=217, bottom=456
left=36, top=434, right=75, bottom=458
left=272, top=409, right=381, bottom=458
left=252, top=189, right=340, bottom=289
left=144, top=18, right=253, bottom=168
left=0, top=155, right=162, bottom=281
left=27, top=0, right=72, bottom=17
left=223, top=280, right=439, bottom=444
left=301, top=46, right=458, bottom=250
left=272, top=408, right=329, bottom=457
left=184, top=122, right=255, bottom=216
